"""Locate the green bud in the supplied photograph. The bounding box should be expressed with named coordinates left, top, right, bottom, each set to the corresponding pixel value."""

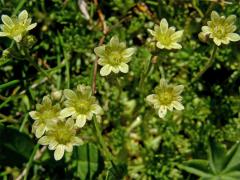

left=22, top=35, right=37, bottom=48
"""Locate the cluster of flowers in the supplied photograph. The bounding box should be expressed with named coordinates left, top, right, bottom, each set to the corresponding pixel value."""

left=93, top=11, right=240, bottom=118
left=29, top=85, right=103, bottom=160
left=1, top=10, right=239, bottom=160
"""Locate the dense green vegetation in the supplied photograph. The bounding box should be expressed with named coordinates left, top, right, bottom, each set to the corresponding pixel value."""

left=0, top=0, right=240, bottom=179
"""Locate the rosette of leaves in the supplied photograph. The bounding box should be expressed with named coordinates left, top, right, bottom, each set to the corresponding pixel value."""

left=179, top=139, right=240, bottom=179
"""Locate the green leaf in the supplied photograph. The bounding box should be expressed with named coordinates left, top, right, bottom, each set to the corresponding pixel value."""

left=0, top=80, right=19, bottom=90
left=222, top=142, right=240, bottom=173
left=208, top=139, right=226, bottom=174
left=105, top=163, right=127, bottom=180
left=73, top=143, right=104, bottom=180
left=222, top=171, right=240, bottom=179
left=179, top=159, right=213, bottom=178
left=0, top=124, right=35, bottom=167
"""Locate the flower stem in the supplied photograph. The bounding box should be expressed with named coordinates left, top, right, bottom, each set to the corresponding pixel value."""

left=93, top=116, right=116, bottom=167
left=116, top=76, right=122, bottom=103
left=23, top=144, right=39, bottom=180
left=192, top=45, right=218, bottom=83
left=139, top=54, right=152, bottom=90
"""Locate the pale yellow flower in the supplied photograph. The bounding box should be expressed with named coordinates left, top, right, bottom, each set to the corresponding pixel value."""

left=148, top=18, right=184, bottom=50
left=0, top=10, right=37, bottom=42
left=94, top=36, right=136, bottom=76
left=38, top=118, right=83, bottom=160
left=146, top=79, right=184, bottom=118
left=201, top=11, right=240, bottom=46
left=60, top=85, right=103, bottom=128
left=29, top=96, right=61, bottom=138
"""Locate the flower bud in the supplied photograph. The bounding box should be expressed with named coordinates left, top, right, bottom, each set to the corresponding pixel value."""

left=22, top=35, right=37, bottom=48
left=198, top=32, right=208, bottom=43
left=51, top=90, right=63, bottom=101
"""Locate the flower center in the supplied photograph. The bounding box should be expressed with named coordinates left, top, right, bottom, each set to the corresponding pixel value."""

left=108, top=51, right=122, bottom=66
left=213, top=26, right=226, bottom=38
left=157, top=34, right=171, bottom=46
left=55, top=126, right=74, bottom=144
left=41, top=110, right=57, bottom=120
left=157, top=91, right=174, bottom=105
left=75, top=100, right=91, bottom=114
left=8, top=23, right=26, bottom=37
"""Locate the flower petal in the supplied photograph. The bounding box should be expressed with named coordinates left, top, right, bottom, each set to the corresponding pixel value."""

left=221, top=37, right=230, bottom=45
left=38, top=136, right=50, bottom=145
left=98, top=58, right=106, bottom=65
left=158, top=106, right=167, bottom=118
left=73, top=137, right=84, bottom=145
left=60, top=107, right=76, bottom=118
left=170, top=43, right=182, bottom=49
left=49, top=141, right=58, bottom=150
left=0, top=32, right=7, bottom=36
left=112, top=66, right=119, bottom=73
left=160, top=18, right=168, bottom=33
left=64, top=89, right=77, bottom=100
left=156, top=42, right=164, bottom=49
left=225, top=15, right=236, bottom=25
left=146, top=94, right=157, bottom=104
left=94, top=45, right=105, bottom=57
left=29, top=111, right=39, bottom=120
left=174, top=85, right=184, bottom=95
left=91, top=104, right=103, bottom=114
left=35, top=124, right=46, bottom=138
left=211, top=11, right=220, bottom=22
left=1, top=15, right=14, bottom=28
left=227, top=33, right=240, bottom=42
left=122, top=47, right=136, bottom=58
left=76, top=115, right=87, bottom=127
left=148, top=29, right=156, bottom=36
left=110, top=36, right=119, bottom=47
left=100, top=65, right=112, bottom=76
left=27, top=23, right=37, bottom=30
left=66, top=118, right=75, bottom=128
left=213, top=38, right=221, bottom=46
left=119, top=63, right=129, bottom=73
left=65, top=144, right=73, bottom=152
left=86, top=112, right=93, bottom=120
left=42, top=96, right=52, bottom=107
left=54, top=145, right=65, bottom=160
left=201, top=26, right=211, bottom=34
left=159, top=78, right=167, bottom=88
left=18, top=10, right=28, bottom=24
left=13, top=34, right=22, bottom=42
left=171, top=30, right=183, bottom=41
left=172, top=101, right=184, bottom=110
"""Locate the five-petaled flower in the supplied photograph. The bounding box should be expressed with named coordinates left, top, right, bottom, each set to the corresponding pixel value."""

left=148, top=18, right=184, bottom=50
left=38, top=118, right=83, bottom=160
left=60, top=85, right=103, bottom=128
left=94, top=36, right=136, bottom=76
left=29, top=96, right=61, bottom=138
left=0, top=10, right=37, bottom=42
left=201, top=11, right=240, bottom=46
left=146, top=79, right=184, bottom=118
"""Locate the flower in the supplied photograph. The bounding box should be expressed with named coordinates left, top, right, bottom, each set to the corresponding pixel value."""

left=146, top=79, right=184, bottom=118
left=94, top=36, right=136, bottom=76
left=60, top=85, right=103, bottom=127
left=201, top=11, right=240, bottom=46
left=38, top=118, right=83, bottom=160
left=148, top=18, right=184, bottom=50
left=29, top=96, right=61, bottom=138
left=0, top=10, right=37, bottom=42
